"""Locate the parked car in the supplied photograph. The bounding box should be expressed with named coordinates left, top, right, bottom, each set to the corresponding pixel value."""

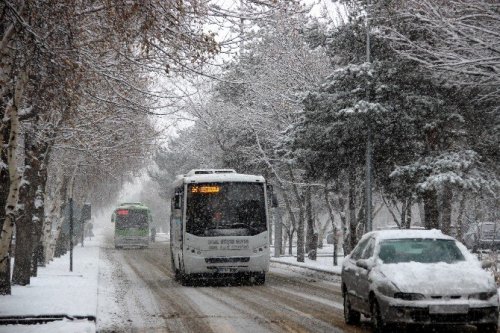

left=341, top=229, right=499, bottom=332
left=463, top=222, right=500, bottom=252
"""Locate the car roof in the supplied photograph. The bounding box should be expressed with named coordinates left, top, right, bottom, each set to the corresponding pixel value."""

left=363, top=229, right=455, bottom=242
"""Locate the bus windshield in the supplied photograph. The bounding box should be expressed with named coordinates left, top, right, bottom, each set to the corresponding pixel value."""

left=186, top=182, right=266, bottom=237
left=115, top=209, right=149, bottom=229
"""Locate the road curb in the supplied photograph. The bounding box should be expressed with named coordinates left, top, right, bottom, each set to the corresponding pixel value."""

left=270, top=258, right=341, bottom=276
left=0, top=314, right=96, bottom=325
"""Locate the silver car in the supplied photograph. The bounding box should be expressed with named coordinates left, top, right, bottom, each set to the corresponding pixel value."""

left=341, top=229, right=499, bottom=332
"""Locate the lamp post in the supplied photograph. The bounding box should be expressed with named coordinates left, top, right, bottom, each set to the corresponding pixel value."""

left=365, top=0, right=373, bottom=233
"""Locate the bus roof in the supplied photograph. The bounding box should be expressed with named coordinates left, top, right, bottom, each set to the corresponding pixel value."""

left=172, top=171, right=265, bottom=187
left=115, top=203, right=150, bottom=211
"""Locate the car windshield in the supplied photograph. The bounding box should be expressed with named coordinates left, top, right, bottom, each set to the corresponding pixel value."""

left=378, top=238, right=465, bottom=264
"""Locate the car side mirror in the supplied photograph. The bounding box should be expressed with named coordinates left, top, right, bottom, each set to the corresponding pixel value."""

left=356, top=259, right=373, bottom=270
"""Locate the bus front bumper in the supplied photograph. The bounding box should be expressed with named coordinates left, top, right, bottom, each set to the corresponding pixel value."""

left=115, top=237, right=149, bottom=248
left=183, top=252, right=269, bottom=275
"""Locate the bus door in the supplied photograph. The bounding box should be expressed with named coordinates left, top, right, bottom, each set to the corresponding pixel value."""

left=171, top=186, right=184, bottom=270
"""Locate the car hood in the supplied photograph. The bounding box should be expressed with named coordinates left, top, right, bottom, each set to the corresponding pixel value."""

left=377, top=261, right=495, bottom=295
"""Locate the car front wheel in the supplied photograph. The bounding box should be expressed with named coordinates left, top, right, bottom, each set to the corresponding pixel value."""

left=343, top=293, right=360, bottom=324
left=371, top=299, right=388, bottom=333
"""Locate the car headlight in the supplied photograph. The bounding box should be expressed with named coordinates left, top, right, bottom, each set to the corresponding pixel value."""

left=394, top=292, right=425, bottom=301
left=469, top=291, right=498, bottom=300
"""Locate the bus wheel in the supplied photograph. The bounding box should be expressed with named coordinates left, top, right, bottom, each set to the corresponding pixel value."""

left=181, top=274, right=192, bottom=286
left=253, top=273, right=265, bottom=285
left=174, top=269, right=181, bottom=281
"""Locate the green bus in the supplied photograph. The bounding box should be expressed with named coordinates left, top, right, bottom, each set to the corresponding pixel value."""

left=111, top=202, right=152, bottom=249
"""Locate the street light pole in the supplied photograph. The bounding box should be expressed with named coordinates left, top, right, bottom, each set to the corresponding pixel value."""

left=365, top=0, right=373, bottom=232
left=69, top=197, right=73, bottom=272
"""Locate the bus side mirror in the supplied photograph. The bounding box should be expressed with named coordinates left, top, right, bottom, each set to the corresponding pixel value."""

left=267, top=184, right=278, bottom=208
left=173, top=194, right=181, bottom=210
left=111, top=213, right=115, bottom=223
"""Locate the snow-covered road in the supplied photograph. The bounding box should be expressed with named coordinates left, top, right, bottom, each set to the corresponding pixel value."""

left=96, top=237, right=367, bottom=333
left=95, top=236, right=485, bottom=333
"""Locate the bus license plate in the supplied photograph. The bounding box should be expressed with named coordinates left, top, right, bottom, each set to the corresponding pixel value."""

left=217, top=267, right=236, bottom=273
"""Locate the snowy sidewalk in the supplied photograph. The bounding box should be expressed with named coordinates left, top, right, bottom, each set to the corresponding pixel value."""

left=0, top=234, right=102, bottom=333
left=271, top=256, right=343, bottom=275
left=270, top=244, right=344, bottom=275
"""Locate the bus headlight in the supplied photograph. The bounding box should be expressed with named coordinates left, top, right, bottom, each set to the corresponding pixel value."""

left=187, top=246, right=202, bottom=255
left=253, top=244, right=267, bottom=253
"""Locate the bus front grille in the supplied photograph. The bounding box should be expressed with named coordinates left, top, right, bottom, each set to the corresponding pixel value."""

left=205, top=257, right=250, bottom=264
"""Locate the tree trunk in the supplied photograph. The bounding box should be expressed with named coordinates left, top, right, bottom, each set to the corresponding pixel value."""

left=0, top=127, right=10, bottom=293
left=42, top=175, right=67, bottom=263
left=406, top=198, right=412, bottom=229
left=338, top=196, right=347, bottom=257
left=273, top=207, right=283, bottom=257
left=31, top=182, right=46, bottom=276
left=305, top=187, right=315, bottom=254
left=400, top=200, right=408, bottom=229
left=323, top=185, right=338, bottom=266
left=441, top=185, right=453, bottom=235
left=287, top=167, right=305, bottom=262
left=456, top=193, right=467, bottom=242
left=280, top=185, right=297, bottom=257
left=423, top=189, right=439, bottom=229
left=12, top=132, right=42, bottom=285
left=347, top=168, right=357, bottom=253
left=0, top=72, right=26, bottom=294
left=12, top=218, right=32, bottom=285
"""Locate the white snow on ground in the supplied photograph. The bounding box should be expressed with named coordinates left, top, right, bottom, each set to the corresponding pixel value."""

left=270, top=244, right=343, bottom=275
left=0, top=240, right=99, bottom=317
left=0, top=225, right=104, bottom=332
left=271, top=256, right=343, bottom=275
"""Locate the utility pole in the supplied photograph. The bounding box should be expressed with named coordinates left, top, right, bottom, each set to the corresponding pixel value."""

left=69, top=197, right=73, bottom=272
left=365, top=0, right=373, bottom=232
